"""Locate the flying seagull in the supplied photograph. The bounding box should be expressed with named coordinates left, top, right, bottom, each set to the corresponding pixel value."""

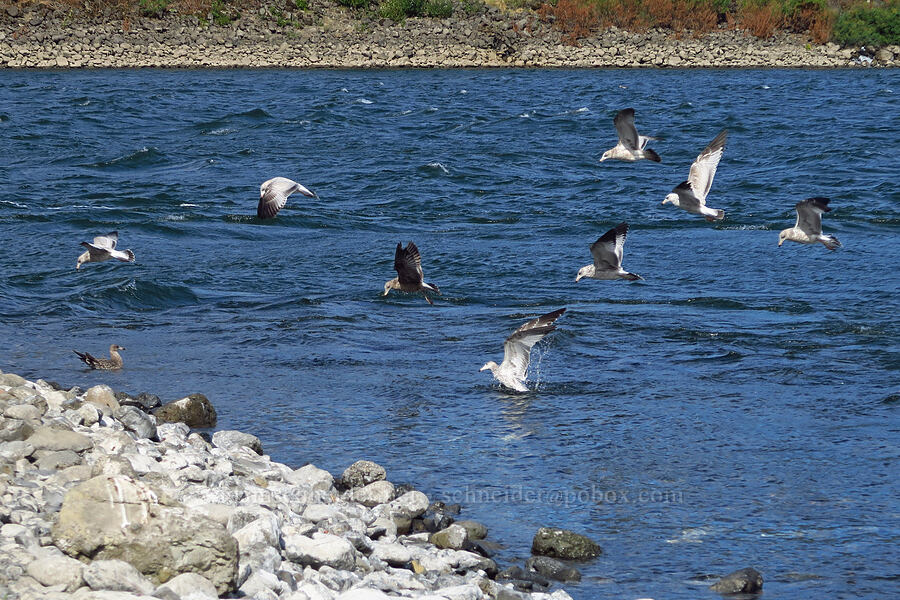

left=257, top=177, right=317, bottom=219
left=600, top=108, right=661, bottom=163
left=576, top=222, right=642, bottom=282
left=778, top=197, right=841, bottom=250
left=480, top=308, right=566, bottom=392
left=383, top=242, right=441, bottom=305
left=662, top=129, right=728, bottom=221
left=74, top=344, right=125, bottom=370
left=76, top=232, right=135, bottom=269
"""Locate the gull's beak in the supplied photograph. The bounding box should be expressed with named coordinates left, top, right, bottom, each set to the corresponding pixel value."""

left=777, top=239, right=784, bottom=247
left=575, top=274, right=582, bottom=282
left=479, top=364, right=490, bottom=372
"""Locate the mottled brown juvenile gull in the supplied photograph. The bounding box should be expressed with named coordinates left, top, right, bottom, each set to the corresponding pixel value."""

left=778, top=197, right=841, bottom=250
left=74, top=344, right=125, bottom=370
left=662, top=129, right=727, bottom=221
left=257, top=177, right=317, bottom=219
left=383, top=242, right=441, bottom=305
left=76, top=231, right=135, bottom=270
left=576, top=222, right=642, bottom=282
left=599, top=108, right=661, bottom=163
left=480, top=308, right=566, bottom=392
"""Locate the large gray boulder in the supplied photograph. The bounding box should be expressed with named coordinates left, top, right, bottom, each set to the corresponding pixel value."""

left=84, top=384, right=120, bottom=413
left=341, top=460, right=386, bottom=488
left=351, top=480, right=395, bottom=507
left=709, top=567, right=763, bottom=594
left=285, top=463, right=334, bottom=491
left=531, top=527, right=602, bottom=560
left=83, top=559, right=155, bottom=594
left=153, top=393, right=217, bottom=428
left=429, top=524, right=469, bottom=550
left=284, top=532, right=356, bottom=570
left=51, top=475, right=238, bottom=593
left=25, top=554, right=84, bottom=591
left=212, top=430, right=263, bottom=455
left=26, top=426, right=92, bottom=453
left=114, top=406, right=157, bottom=440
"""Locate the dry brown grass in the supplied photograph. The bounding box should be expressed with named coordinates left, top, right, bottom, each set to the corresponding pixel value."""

left=739, top=3, right=782, bottom=38
left=538, top=0, right=599, bottom=44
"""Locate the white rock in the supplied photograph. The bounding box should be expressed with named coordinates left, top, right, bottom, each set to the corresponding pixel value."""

left=84, top=384, right=119, bottom=413
left=239, top=569, right=282, bottom=597
left=431, top=583, right=483, bottom=600
left=284, top=532, right=356, bottom=570
left=83, top=559, right=155, bottom=594
left=350, top=480, right=394, bottom=507
left=25, top=554, right=84, bottom=591
left=154, top=572, right=219, bottom=600
left=233, top=514, right=282, bottom=550
left=303, top=503, right=345, bottom=523
left=337, top=589, right=393, bottom=599
left=286, top=463, right=335, bottom=492
left=77, top=403, right=100, bottom=427
left=387, top=490, right=429, bottom=518
left=370, top=541, right=411, bottom=566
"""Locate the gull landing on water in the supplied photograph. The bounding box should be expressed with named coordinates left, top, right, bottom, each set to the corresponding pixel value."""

left=257, top=177, right=317, bottom=219
left=662, top=129, right=727, bottom=221
left=599, top=108, right=661, bottom=163
left=576, top=222, right=642, bottom=282
left=74, top=344, right=125, bottom=370
left=76, top=232, right=135, bottom=269
left=480, top=308, right=566, bottom=393
left=383, top=242, right=441, bottom=305
left=779, top=197, right=841, bottom=250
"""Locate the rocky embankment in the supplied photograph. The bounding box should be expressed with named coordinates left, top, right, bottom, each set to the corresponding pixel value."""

left=2, top=0, right=898, bottom=68
left=0, top=368, right=593, bottom=600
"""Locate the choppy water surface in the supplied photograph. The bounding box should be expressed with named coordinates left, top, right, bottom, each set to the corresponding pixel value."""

left=1, top=69, right=898, bottom=599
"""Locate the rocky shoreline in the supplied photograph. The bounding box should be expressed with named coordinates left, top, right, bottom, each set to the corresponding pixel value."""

left=2, top=1, right=898, bottom=68
left=0, top=368, right=766, bottom=598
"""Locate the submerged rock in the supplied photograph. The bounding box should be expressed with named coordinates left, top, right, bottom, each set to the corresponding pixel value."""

left=525, top=555, right=581, bottom=582
left=531, top=527, right=602, bottom=560
left=709, top=567, right=764, bottom=594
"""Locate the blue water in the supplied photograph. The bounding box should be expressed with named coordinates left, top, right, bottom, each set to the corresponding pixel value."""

left=1, top=69, right=898, bottom=599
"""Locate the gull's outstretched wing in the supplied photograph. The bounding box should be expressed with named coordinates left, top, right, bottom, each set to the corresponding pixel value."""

left=687, top=129, right=727, bottom=205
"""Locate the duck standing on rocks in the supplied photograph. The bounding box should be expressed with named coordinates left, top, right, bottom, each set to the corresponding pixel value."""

left=74, top=344, right=125, bottom=370
left=76, top=232, right=135, bottom=269
left=599, top=108, right=661, bottom=163
left=257, top=176, right=317, bottom=219
left=383, top=242, right=441, bottom=305
left=480, top=308, right=566, bottom=392
left=778, top=197, right=841, bottom=250
left=576, top=222, right=642, bottom=282
left=662, top=129, right=728, bottom=221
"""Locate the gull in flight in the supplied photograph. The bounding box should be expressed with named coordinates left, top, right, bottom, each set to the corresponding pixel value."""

left=576, top=222, right=642, bottom=282
left=480, top=308, right=566, bottom=392
left=778, top=197, right=841, bottom=250
left=599, top=108, right=661, bottom=163
left=662, top=129, right=727, bottom=221
left=383, top=242, right=441, bottom=305
left=74, top=344, right=125, bottom=370
left=257, top=177, right=317, bottom=219
left=76, top=231, right=135, bottom=269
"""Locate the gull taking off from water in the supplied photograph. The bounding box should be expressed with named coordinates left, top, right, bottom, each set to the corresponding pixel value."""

left=76, top=232, right=135, bottom=269
left=662, top=129, right=728, bottom=221
left=480, top=308, right=566, bottom=392
left=576, top=222, right=642, bottom=282
left=599, top=108, right=661, bottom=163
left=74, top=344, right=125, bottom=370
left=383, top=242, right=441, bottom=305
left=257, top=177, right=317, bottom=219
left=778, top=197, right=841, bottom=250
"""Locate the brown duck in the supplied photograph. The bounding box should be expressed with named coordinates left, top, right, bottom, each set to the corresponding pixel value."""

left=74, top=344, right=125, bottom=370
left=382, top=242, right=441, bottom=305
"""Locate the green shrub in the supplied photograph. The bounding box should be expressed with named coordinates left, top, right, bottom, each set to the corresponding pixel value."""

left=139, top=0, right=171, bottom=17
left=460, top=0, right=485, bottom=14
left=424, top=0, right=453, bottom=17
left=211, top=0, right=233, bottom=25
left=338, top=0, right=373, bottom=8
left=295, top=0, right=309, bottom=9
left=379, top=0, right=426, bottom=21
left=833, top=2, right=900, bottom=46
